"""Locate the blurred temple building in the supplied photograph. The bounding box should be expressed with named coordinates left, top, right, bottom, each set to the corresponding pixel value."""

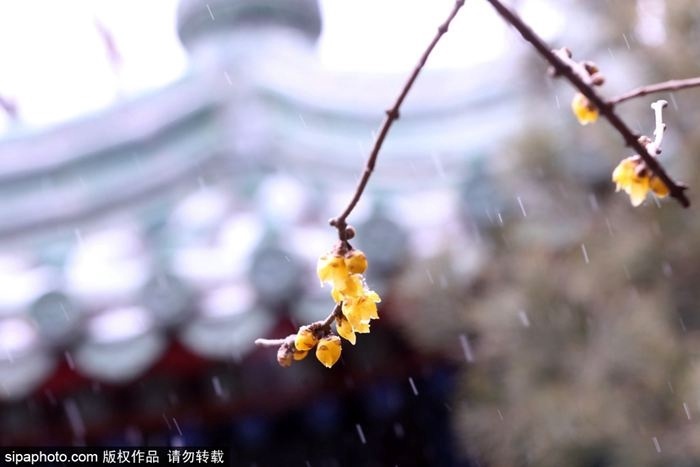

left=0, top=0, right=521, bottom=461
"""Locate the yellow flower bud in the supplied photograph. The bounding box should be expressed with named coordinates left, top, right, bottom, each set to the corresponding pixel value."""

left=293, top=349, right=309, bottom=361
left=344, top=250, right=368, bottom=274
left=316, top=335, right=342, bottom=368
left=571, top=93, right=598, bottom=125
left=294, top=325, right=318, bottom=351
left=335, top=315, right=356, bottom=345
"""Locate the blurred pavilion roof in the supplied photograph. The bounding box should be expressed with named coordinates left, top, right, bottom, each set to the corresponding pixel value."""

left=0, top=0, right=526, bottom=400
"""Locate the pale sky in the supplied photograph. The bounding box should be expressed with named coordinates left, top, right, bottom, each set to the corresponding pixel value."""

left=0, top=0, right=562, bottom=132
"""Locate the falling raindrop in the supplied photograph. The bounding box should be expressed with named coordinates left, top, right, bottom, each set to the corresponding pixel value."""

left=485, top=208, right=494, bottom=225
left=430, top=151, right=446, bottom=179
left=518, top=310, right=530, bottom=328
left=65, top=351, right=75, bottom=370
left=172, top=417, right=183, bottom=436
left=605, top=217, right=614, bottom=237
left=162, top=413, right=172, bottom=430
left=581, top=244, right=589, bottom=264
left=683, top=402, right=691, bottom=420
left=588, top=193, right=599, bottom=212
left=393, top=422, right=404, bottom=439
left=459, top=334, right=474, bottom=362
left=516, top=196, right=527, bottom=217
left=622, top=33, right=631, bottom=49
left=669, top=92, right=678, bottom=110
left=652, top=436, right=661, bottom=453
left=44, top=389, right=56, bottom=406
left=355, top=424, right=366, bottom=444
left=408, top=377, right=419, bottom=396
left=64, top=399, right=85, bottom=438
left=212, top=376, right=224, bottom=398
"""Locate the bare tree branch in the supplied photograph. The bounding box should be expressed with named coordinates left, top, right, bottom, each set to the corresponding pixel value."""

left=330, top=0, right=467, bottom=241
left=610, top=77, right=700, bottom=105
left=485, top=0, right=689, bottom=208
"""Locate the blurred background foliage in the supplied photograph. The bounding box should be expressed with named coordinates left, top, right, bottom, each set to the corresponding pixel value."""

left=392, top=1, right=700, bottom=465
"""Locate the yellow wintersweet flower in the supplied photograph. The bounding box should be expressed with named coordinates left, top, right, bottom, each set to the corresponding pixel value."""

left=316, top=254, right=348, bottom=288
left=343, top=290, right=381, bottom=332
left=344, top=250, right=368, bottom=274
left=293, top=349, right=309, bottom=361
left=335, top=315, right=356, bottom=345
left=343, top=290, right=380, bottom=321
left=571, top=93, right=598, bottom=125
left=331, top=273, right=364, bottom=303
left=294, top=325, right=318, bottom=351
left=316, top=335, right=342, bottom=368
left=612, top=157, right=669, bottom=206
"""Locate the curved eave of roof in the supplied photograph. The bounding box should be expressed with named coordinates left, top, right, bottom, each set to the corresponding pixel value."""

left=0, top=75, right=225, bottom=242
left=254, top=58, right=520, bottom=119
left=0, top=76, right=220, bottom=183
left=246, top=58, right=523, bottom=189
left=177, top=0, right=322, bottom=50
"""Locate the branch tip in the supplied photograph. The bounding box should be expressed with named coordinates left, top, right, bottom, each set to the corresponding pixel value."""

left=485, top=0, right=690, bottom=208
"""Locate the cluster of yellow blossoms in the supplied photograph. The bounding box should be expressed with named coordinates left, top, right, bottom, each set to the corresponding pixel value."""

left=612, top=156, right=669, bottom=206
left=277, top=246, right=381, bottom=369
left=317, top=249, right=381, bottom=345
left=569, top=66, right=670, bottom=207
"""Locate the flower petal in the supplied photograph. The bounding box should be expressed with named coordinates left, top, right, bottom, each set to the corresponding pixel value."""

left=344, top=249, right=368, bottom=274
left=336, top=316, right=356, bottom=345
left=571, top=93, right=599, bottom=125
left=650, top=177, right=669, bottom=198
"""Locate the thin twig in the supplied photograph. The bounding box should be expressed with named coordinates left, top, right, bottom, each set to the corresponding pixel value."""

left=485, top=0, right=689, bottom=208
left=321, top=303, right=342, bottom=328
left=331, top=0, right=466, bottom=241
left=254, top=338, right=286, bottom=348
left=256, top=1, right=465, bottom=359
left=610, top=77, right=700, bottom=105
left=255, top=303, right=342, bottom=348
